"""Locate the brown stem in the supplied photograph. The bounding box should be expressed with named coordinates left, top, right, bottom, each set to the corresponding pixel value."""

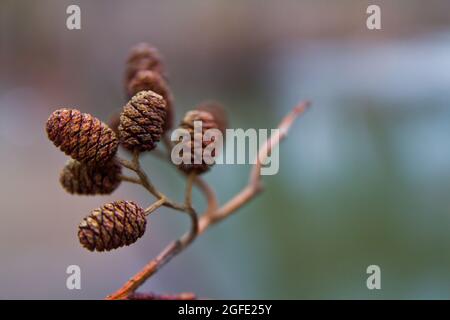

left=194, top=176, right=218, bottom=214
left=126, top=292, right=197, bottom=300
left=185, top=173, right=196, bottom=208
left=208, top=101, right=311, bottom=224
left=107, top=171, right=199, bottom=300
left=118, top=174, right=141, bottom=185
left=144, top=198, right=166, bottom=216
left=117, top=151, right=186, bottom=212
left=107, top=101, right=310, bottom=300
left=184, top=172, right=199, bottom=245
left=146, top=136, right=219, bottom=215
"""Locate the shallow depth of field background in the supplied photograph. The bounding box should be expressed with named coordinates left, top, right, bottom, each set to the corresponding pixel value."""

left=1, top=0, right=450, bottom=299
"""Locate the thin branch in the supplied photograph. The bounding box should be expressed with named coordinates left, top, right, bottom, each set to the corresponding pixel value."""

left=106, top=101, right=310, bottom=300
left=126, top=292, right=197, bottom=300
left=131, top=150, right=161, bottom=197
left=208, top=101, right=311, bottom=224
left=194, top=176, right=218, bottom=215
left=107, top=172, right=199, bottom=300
left=118, top=174, right=141, bottom=185
left=185, top=173, right=196, bottom=209
left=117, top=151, right=186, bottom=212
left=144, top=198, right=166, bottom=216
left=146, top=136, right=219, bottom=215
left=183, top=172, right=199, bottom=248
left=116, top=157, right=137, bottom=171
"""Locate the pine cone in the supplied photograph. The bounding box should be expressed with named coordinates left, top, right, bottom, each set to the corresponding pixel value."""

left=46, top=108, right=118, bottom=166
left=127, top=70, right=174, bottom=130
left=125, top=43, right=164, bottom=88
left=60, top=159, right=122, bottom=195
left=119, top=91, right=166, bottom=152
left=78, top=201, right=147, bottom=252
left=176, top=110, right=220, bottom=174
left=196, top=100, right=228, bottom=134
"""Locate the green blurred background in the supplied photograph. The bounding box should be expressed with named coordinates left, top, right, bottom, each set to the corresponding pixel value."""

left=1, top=0, right=450, bottom=299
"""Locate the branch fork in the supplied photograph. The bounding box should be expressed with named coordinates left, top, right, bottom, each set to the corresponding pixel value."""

left=107, top=101, right=310, bottom=300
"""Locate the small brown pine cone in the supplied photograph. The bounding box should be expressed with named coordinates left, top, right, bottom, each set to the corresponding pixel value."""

left=119, top=91, right=166, bottom=152
left=177, top=110, right=220, bottom=175
left=46, top=108, right=118, bottom=166
left=78, top=200, right=147, bottom=252
left=196, top=100, right=228, bottom=134
left=60, top=159, right=122, bottom=195
left=127, top=70, right=174, bottom=130
left=125, top=43, right=164, bottom=87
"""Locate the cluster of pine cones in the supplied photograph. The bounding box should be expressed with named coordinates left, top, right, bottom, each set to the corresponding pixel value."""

left=45, top=43, right=227, bottom=252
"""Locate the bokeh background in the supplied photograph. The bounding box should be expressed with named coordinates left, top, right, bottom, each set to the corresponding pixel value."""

left=1, top=0, right=450, bottom=299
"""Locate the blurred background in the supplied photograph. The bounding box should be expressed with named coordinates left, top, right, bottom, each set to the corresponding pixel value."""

left=1, top=0, right=450, bottom=299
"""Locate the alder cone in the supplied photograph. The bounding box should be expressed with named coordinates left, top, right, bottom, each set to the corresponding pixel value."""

left=127, top=70, right=174, bottom=130
left=78, top=201, right=147, bottom=252
left=196, top=100, right=228, bottom=134
left=125, top=43, right=164, bottom=87
left=119, top=91, right=166, bottom=152
left=46, top=108, right=118, bottom=166
left=177, top=110, right=220, bottom=175
left=60, top=159, right=122, bottom=195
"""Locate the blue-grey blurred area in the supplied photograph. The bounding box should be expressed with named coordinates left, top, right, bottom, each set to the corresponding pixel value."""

left=1, top=0, right=450, bottom=299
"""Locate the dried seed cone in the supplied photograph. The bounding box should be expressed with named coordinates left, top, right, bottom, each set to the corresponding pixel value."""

left=127, top=70, right=174, bottom=130
left=46, top=108, right=118, bottom=166
left=119, top=91, right=167, bottom=152
left=125, top=43, right=164, bottom=87
left=60, top=159, right=122, bottom=195
left=177, top=110, right=220, bottom=174
left=78, top=201, right=147, bottom=252
left=196, top=100, right=228, bottom=134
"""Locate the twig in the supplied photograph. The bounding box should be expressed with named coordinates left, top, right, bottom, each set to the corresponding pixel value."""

left=118, top=174, right=141, bottom=185
left=147, top=134, right=220, bottom=215
left=117, top=151, right=186, bottom=212
left=185, top=173, right=196, bottom=209
left=207, top=101, right=311, bottom=225
left=107, top=171, right=199, bottom=300
left=126, top=292, right=197, bottom=300
left=106, top=101, right=310, bottom=300
left=194, top=176, right=218, bottom=214
left=183, top=172, right=199, bottom=249
left=144, top=198, right=166, bottom=216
